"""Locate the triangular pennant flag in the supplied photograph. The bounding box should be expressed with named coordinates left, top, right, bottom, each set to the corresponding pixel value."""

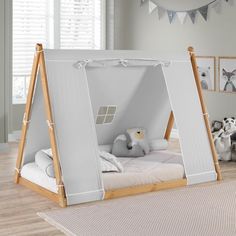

left=157, top=6, right=166, bottom=20
left=188, top=10, right=197, bottom=24
left=149, top=0, right=157, bottom=14
left=167, top=10, right=176, bottom=23
left=198, top=5, right=208, bottom=21
left=211, top=0, right=221, bottom=14
left=176, top=12, right=187, bottom=24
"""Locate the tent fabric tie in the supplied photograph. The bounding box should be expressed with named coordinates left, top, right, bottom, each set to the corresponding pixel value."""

left=46, top=120, right=55, bottom=130
left=22, top=113, right=31, bottom=126
left=203, top=112, right=209, bottom=118
left=73, top=58, right=171, bottom=69
left=15, top=168, right=20, bottom=174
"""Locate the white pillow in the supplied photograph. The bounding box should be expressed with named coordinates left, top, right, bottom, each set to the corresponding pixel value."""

left=149, top=139, right=168, bottom=151
left=99, top=145, right=112, bottom=153
left=35, top=150, right=55, bottom=178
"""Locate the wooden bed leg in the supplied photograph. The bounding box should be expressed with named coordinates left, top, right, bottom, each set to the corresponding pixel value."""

left=188, top=46, right=222, bottom=181
left=164, top=111, right=174, bottom=141
left=14, top=45, right=41, bottom=184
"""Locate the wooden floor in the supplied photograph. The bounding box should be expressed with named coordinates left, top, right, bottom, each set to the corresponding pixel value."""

left=0, top=140, right=236, bottom=235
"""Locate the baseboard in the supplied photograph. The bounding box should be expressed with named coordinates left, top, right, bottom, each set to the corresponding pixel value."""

left=170, top=129, right=179, bottom=139
left=8, top=130, right=21, bottom=142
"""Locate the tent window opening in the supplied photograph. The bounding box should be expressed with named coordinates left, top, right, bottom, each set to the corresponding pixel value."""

left=13, top=0, right=105, bottom=104
left=96, top=106, right=117, bottom=124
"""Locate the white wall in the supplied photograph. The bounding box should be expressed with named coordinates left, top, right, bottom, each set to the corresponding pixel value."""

left=114, top=0, right=236, bottom=121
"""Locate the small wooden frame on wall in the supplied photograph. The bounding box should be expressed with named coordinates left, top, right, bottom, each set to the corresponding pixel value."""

left=196, top=56, right=216, bottom=91
left=219, top=57, right=236, bottom=93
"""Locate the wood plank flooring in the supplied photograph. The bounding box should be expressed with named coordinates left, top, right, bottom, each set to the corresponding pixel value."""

left=0, top=140, right=236, bottom=235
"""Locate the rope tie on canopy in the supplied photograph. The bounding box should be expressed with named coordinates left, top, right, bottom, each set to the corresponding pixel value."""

left=15, top=168, right=20, bottom=174
left=203, top=112, right=210, bottom=118
left=57, top=184, right=64, bottom=188
left=22, top=113, right=31, bottom=126
left=73, top=58, right=171, bottom=69
left=46, top=120, right=55, bottom=130
left=74, top=59, right=93, bottom=69
left=119, top=59, right=129, bottom=67
left=34, top=49, right=44, bottom=56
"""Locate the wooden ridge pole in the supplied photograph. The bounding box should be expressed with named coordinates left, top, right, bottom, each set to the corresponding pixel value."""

left=188, top=46, right=222, bottom=181
left=38, top=44, right=67, bottom=207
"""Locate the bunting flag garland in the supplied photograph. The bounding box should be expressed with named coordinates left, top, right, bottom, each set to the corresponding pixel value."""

left=167, top=11, right=176, bottom=24
left=157, top=6, right=166, bottom=20
left=149, top=0, right=157, bottom=14
left=141, top=0, right=233, bottom=24
left=188, top=10, right=197, bottom=24
left=176, top=12, right=187, bottom=24
left=199, top=5, right=209, bottom=21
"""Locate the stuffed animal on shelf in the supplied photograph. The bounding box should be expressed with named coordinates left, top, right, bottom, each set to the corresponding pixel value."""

left=111, top=128, right=150, bottom=157
left=223, top=117, right=236, bottom=135
left=213, top=130, right=232, bottom=161
left=126, top=128, right=150, bottom=155
left=211, top=120, right=223, bottom=133
left=212, top=117, right=236, bottom=161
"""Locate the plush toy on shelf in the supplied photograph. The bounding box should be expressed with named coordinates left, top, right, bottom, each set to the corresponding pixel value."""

left=212, top=117, right=236, bottom=161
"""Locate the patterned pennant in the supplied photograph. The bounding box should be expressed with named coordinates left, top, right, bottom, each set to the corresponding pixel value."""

left=188, top=10, right=197, bottom=24
left=167, top=10, right=176, bottom=23
left=211, top=0, right=221, bottom=14
left=149, top=0, right=157, bottom=14
left=157, top=6, right=166, bottom=20
left=198, top=5, right=208, bottom=21
left=176, top=12, right=187, bottom=24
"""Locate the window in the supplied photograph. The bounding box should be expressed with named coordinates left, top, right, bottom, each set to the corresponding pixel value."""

left=13, top=0, right=105, bottom=104
left=96, top=106, right=117, bottom=124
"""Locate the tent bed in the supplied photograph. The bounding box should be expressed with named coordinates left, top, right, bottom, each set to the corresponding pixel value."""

left=15, top=45, right=221, bottom=207
left=20, top=150, right=185, bottom=196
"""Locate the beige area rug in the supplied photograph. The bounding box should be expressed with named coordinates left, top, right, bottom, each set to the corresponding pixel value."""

left=38, top=181, right=236, bottom=236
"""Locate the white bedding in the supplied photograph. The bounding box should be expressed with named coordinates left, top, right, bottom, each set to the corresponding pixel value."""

left=21, top=150, right=184, bottom=193
left=103, top=150, right=184, bottom=190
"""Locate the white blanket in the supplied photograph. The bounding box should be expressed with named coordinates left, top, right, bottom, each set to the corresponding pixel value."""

left=99, top=151, right=124, bottom=173
left=40, top=149, right=123, bottom=173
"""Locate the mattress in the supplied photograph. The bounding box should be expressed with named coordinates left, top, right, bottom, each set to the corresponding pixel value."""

left=20, top=150, right=184, bottom=193
left=103, top=150, right=184, bottom=190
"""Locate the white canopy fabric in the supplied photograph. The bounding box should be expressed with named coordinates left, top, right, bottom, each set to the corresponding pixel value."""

left=23, top=50, right=216, bottom=205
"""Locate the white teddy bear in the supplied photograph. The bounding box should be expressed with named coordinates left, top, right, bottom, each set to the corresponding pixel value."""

left=126, top=128, right=150, bottom=155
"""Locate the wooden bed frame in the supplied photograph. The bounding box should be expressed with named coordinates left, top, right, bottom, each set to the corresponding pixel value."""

left=14, top=44, right=222, bottom=207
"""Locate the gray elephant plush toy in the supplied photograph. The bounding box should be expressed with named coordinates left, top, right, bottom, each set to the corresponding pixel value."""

left=111, top=128, right=150, bottom=157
